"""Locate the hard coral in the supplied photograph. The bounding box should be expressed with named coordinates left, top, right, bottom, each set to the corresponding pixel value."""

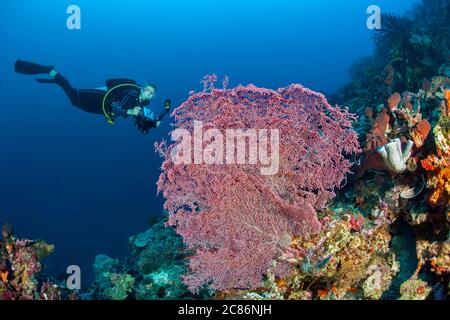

left=239, top=208, right=395, bottom=300
left=91, top=218, right=200, bottom=300
left=427, top=168, right=450, bottom=207
left=399, top=278, right=432, bottom=300
left=0, top=223, right=62, bottom=300
left=419, top=81, right=450, bottom=208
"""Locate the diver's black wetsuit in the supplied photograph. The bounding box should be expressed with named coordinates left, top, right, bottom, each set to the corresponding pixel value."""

left=50, top=74, right=144, bottom=117
left=52, top=73, right=105, bottom=114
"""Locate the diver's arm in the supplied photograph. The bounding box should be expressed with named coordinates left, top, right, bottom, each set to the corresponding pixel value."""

left=110, top=90, right=142, bottom=118
left=135, top=100, right=171, bottom=133
left=139, top=99, right=171, bottom=127
left=154, top=99, right=171, bottom=125
left=127, top=106, right=142, bottom=116
left=111, top=105, right=142, bottom=119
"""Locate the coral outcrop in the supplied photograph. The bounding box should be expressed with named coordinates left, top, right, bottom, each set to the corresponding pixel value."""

left=89, top=217, right=207, bottom=300
left=0, top=223, right=74, bottom=300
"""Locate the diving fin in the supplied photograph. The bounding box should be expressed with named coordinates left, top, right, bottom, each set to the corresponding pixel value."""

left=14, top=60, right=54, bottom=75
left=35, top=78, right=58, bottom=84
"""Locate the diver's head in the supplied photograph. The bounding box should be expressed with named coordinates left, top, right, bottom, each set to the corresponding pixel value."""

left=139, top=84, right=156, bottom=103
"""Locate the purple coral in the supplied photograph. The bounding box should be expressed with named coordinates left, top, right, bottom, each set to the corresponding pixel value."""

left=200, top=74, right=218, bottom=92
left=156, top=82, right=361, bottom=292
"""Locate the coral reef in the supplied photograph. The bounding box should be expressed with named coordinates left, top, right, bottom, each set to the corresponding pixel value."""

left=210, top=0, right=450, bottom=300
left=92, top=254, right=134, bottom=300
left=148, top=5, right=450, bottom=295
left=234, top=207, right=396, bottom=300
left=0, top=223, right=74, bottom=300
left=89, top=218, right=207, bottom=300
left=3, top=0, right=449, bottom=301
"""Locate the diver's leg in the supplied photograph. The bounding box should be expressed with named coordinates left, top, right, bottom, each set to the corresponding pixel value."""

left=75, top=90, right=106, bottom=115
left=15, top=60, right=81, bottom=106
left=51, top=74, right=80, bottom=106
left=39, top=72, right=105, bottom=114
left=155, top=108, right=170, bottom=122
left=37, top=78, right=104, bottom=114
left=36, top=72, right=80, bottom=106
left=15, top=60, right=104, bottom=115
left=155, top=100, right=171, bottom=122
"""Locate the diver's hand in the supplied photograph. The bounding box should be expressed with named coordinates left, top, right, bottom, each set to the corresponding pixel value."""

left=127, top=106, right=142, bottom=116
left=164, top=99, right=171, bottom=110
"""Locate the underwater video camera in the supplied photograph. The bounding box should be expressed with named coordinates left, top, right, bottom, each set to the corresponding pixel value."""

left=135, top=99, right=171, bottom=134
left=135, top=107, right=156, bottom=134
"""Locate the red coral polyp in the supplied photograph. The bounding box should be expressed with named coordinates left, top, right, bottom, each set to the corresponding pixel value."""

left=421, top=155, right=439, bottom=172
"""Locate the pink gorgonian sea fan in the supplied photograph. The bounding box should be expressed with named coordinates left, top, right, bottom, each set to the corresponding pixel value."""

left=155, top=81, right=361, bottom=293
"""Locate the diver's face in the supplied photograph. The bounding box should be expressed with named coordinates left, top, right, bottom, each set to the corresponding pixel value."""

left=140, top=86, right=156, bottom=101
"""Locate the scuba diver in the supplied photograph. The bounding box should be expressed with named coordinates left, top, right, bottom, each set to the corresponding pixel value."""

left=14, top=60, right=171, bottom=134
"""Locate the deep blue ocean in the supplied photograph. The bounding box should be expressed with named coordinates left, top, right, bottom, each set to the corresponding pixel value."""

left=0, top=0, right=415, bottom=286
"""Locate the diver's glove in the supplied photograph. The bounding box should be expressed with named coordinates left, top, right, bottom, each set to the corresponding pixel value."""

left=127, top=106, right=142, bottom=116
left=164, top=99, right=171, bottom=110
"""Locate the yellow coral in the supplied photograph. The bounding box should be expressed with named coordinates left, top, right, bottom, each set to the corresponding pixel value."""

left=428, top=167, right=450, bottom=207
left=0, top=271, right=8, bottom=283
left=433, top=125, right=450, bottom=156
left=445, top=89, right=450, bottom=107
